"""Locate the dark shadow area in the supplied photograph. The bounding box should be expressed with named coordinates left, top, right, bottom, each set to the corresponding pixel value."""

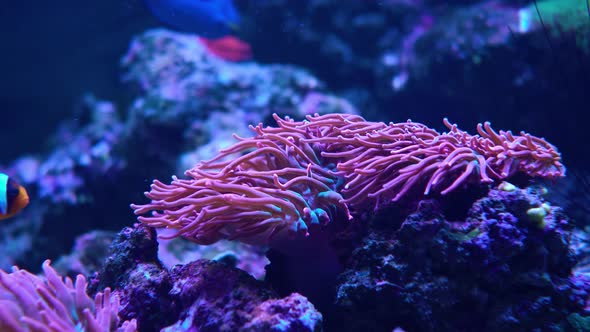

left=0, top=0, right=155, bottom=163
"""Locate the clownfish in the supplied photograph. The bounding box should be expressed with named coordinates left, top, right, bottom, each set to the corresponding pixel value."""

left=0, top=173, right=29, bottom=220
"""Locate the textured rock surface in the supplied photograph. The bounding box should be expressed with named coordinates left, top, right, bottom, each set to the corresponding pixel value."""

left=333, top=186, right=589, bottom=331
left=91, top=225, right=322, bottom=332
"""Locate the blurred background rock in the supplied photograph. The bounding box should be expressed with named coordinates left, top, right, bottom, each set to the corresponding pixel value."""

left=0, top=0, right=152, bottom=163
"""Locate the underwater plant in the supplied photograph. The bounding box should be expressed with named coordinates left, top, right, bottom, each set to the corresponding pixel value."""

left=132, top=113, right=564, bottom=245
left=0, top=260, right=136, bottom=332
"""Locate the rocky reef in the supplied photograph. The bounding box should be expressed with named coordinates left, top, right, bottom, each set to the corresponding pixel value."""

left=333, top=186, right=588, bottom=331
left=1, top=6, right=589, bottom=330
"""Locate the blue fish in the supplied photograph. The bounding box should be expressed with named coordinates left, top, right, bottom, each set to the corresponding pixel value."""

left=144, top=0, right=241, bottom=39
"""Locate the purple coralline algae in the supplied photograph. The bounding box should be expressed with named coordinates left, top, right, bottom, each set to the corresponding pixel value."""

left=157, top=236, right=269, bottom=280
left=90, top=225, right=322, bottom=332
left=53, top=230, right=117, bottom=277
left=333, top=184, right=590, bottom=331
left=6, top=94, right=125, bottom=209
left=122, top=29, right=358, bottom=173
left=241, top=293, right=323, bottom=332
left=6, top=95, right=124, bottom=205
left=122, top=29, right=323, bottom=106
left=37, top=95, right=125, bottom=205
left=162, top=261, right=321, bottom=332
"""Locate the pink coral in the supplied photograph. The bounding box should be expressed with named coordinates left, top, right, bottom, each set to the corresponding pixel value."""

left=294, top=114, right=564, bottom=209
left=0, top=260, right=137, bottom=332
left=132, top=113, right=564, bottom=245
left=132, top=118, right=352, bottom=245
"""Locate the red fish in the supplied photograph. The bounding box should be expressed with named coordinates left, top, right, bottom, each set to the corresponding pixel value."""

left=199, top=36, right=253, bottom=62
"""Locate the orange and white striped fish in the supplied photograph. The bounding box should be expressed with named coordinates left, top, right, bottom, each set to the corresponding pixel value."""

left=0, top=173, right=29, bottom=220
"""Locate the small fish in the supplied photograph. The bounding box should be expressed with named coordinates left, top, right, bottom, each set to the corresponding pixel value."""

left=0, top=173, right=30, bottom=220
left=144, top=0, right=252, bottom=61
left=144, top=0, right=241, bottom=39
left=198, top=35, right=252, bottom=61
